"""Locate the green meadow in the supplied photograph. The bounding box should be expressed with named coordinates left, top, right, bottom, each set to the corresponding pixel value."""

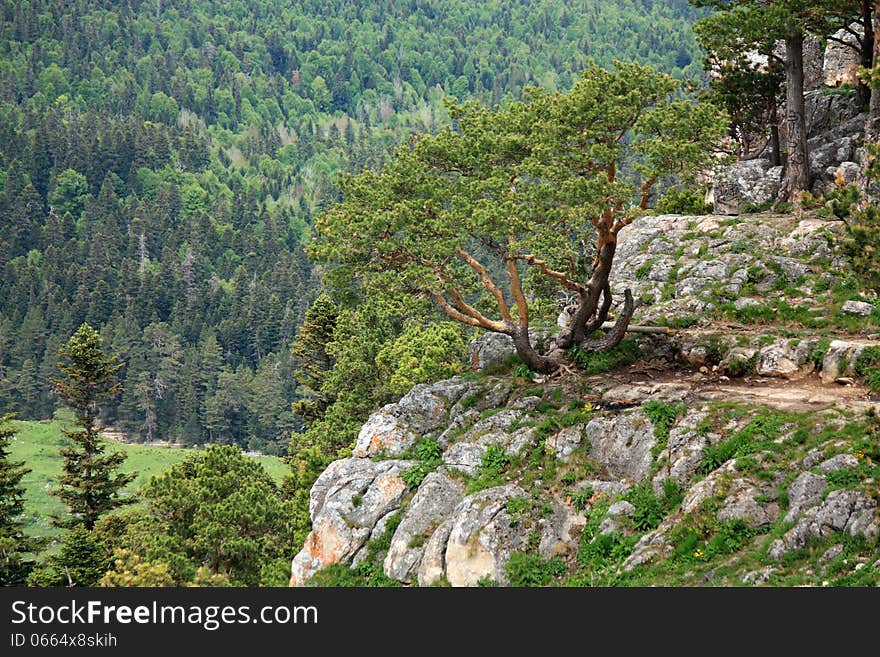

left=7, top=415, right=289, bottom=546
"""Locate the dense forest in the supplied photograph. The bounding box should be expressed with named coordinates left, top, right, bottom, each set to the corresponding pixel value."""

left=0, top=0, right=705, bottom=454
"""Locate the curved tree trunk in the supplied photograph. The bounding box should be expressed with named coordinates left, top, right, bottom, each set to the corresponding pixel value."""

left=576, top=289, right=636, bottom=353
left=778, top=32, right=809, bottom=203
left=510, top=328, right=558, bottom=374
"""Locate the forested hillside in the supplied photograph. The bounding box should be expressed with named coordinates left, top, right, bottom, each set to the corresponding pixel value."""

left=0, top=0, right=704, bottom=454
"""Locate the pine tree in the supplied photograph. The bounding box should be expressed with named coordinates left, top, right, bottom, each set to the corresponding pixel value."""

left=290, top=294, right=338, bottom=425
left=0, top=414, right=45, bottom=585
left=51, top=323, right=136, bottom=530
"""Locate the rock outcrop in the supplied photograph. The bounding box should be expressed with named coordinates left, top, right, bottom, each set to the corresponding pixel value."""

left=290, top=208, right=880, bottom=588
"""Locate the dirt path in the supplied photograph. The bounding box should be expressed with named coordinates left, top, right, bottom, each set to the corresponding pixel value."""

left=564, top=365, right=880, bottom=414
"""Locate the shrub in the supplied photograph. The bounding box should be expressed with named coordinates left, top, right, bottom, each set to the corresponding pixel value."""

left=854, top=346, right=880, bottom=393
left=571, top=337, right=640, bottom=374
left=505, top=551, right=567, bottom=587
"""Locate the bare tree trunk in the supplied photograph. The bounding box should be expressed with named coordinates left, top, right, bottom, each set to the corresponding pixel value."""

left=859, top=0, right=875, bottom=110
left=866, top=2, right=880, bottom=144
left=778, top=32, right=809, bottom=203
left=769, top=100, right=781, bottom=168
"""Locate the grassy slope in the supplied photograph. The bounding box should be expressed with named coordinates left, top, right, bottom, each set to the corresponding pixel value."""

left=7, top=418, right=289, bottom=543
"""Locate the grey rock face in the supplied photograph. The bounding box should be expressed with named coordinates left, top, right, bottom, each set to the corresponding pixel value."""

left=539, top=504, right=586, bottom=558
left=813, top=489, right=878, bottom=538
left=716, top=479, right=777, bottom=529
left=416, top=516, right=454, bottom=586
left=821, top=340, right=880, bottom=383
left=712, top=160, right=781, bottom=215
left=823, top=25, right=862, bottom=88
left=820, top=544, right=844, bottom=562
left=441, top=442, right=486, bottom=477
left=756, top=340, right=812, bottom=380
left=417, top=485, right=528, bottom=587
left=354, top=377, right=482, bottom=457
left=785, top=472, right=827, bottom=523
left=742, top=567, right=776, bottom=586
left=810, top=137, right=856, bottom=178
left=546, top=425, right=585, bottom=462
left=468, top=333, right=515, bottom=372
left=384, top=471, right=463, bottom=583
left=771, top=490, right=878, bottom=561
left=584, top=411, right=657, bottom=481
left=353, top=409, right=418, bottom=458
left=818, top=454, right=860, bottom=473
left=290, top=457, right=413, bottom=586
left=653, top=410, right=711, bottom=487
left=840, top=300, right=873, bottom=316
left=607, top=501, right=636, bottom=517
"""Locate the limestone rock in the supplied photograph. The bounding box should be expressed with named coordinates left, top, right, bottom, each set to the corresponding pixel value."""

left=653, top=411, right=711, bottom=487
left=818, top=454, right=860, bottom=473
left=417, top=485, right=528, bottom=586
left=821, top=340, right=880, bottom=383
left=546, top=425, right=585, bottom=462
left=416, top=516, right=454, bottom=586
left=785, top=471, right=827, bottom=523
left=354, top=378, right=479, bottom=457
left=384, top=471, right=463, bottom=583
left=756, top=340, right=812, bottom=380
left=584, top=411, right=657, bottom=481
left=711, top=159, right=781, bottom=215
left=468, top=332, right=515, bottom=372
left=743, top=567, right=776, bottom=586
left=290, top=457, right=413, bottom=586
left=840, top=300, right=873, bottom=316
left=607, top=501, right=636, bottom=517
left=720, top=347, right=757, bottom=376
left=353, top=410, right=418, bottom=458
left=716, top=478, right=778, bottom=528
left=538, top=503, right=587, bottom=558
left=813, top=489, right=878, bottom=539
left=441, top=442, right=486, bottom=477
left=820, top=544, right=844, bottom=562
left=823, top=25, right=862, bottom=88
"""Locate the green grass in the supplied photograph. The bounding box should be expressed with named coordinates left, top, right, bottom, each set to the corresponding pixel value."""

left=8, top=418, right=289, bottom=543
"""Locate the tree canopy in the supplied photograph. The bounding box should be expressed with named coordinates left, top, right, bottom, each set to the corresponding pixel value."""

left=313, top=62, right=727, bottom=373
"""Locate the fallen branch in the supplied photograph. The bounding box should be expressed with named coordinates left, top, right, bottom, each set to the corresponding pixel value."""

left=603, top=323, right=671, bottom=335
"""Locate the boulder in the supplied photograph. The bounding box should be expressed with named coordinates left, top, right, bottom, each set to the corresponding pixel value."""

left=417, top=485, right=528, bottom=586
left=711, top=160, right=782, bottom=215
left=353, top=410, right=418, bottom=458
left=785, top=471, right=827, bottom=523
left=584, top=411, right=658, bottom=481
left=353, top=379, right=478, bottom=457
left=840, top=300, right=873, bottom=316
left=818, top=454, right=860, bottom=473
left=384, top=471, right=463, bottom=583
left=546, top=425, right=585, bottom=462
left=820, top=340, right=880, bottom=383
left=812, top=489, right=878, bottom=539
left=441, top=442, right=487, bottom=477
left=720, top=347, right=758, bottom=376
left=468, top=333, right=515, bottom=372
left=290, top=457, right=413, bottom=586
left=716, top=478, right=778, bottom=528
left=756, top=340, right=812, bottom=380
left=538, top=503, right=586, bottom=558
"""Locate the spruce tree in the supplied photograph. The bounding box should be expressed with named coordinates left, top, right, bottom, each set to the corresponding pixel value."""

left=290, top=294, right=338, bottom=425
left=52, top=323, right=135, bottom=530
left=0, top=414, right=44, bottom=585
